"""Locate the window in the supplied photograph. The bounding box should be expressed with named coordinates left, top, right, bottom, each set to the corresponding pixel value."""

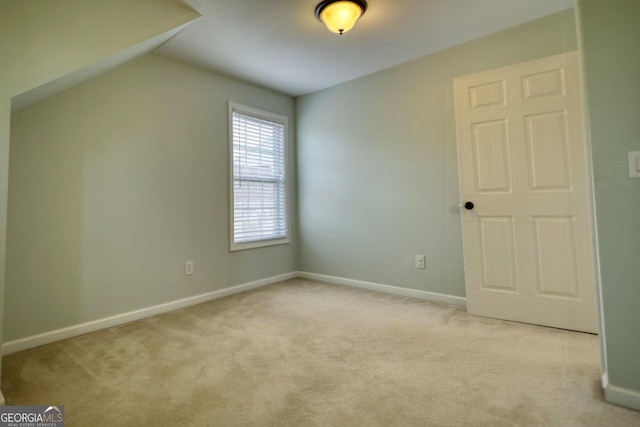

left=229, top=103, right=289, bottom=251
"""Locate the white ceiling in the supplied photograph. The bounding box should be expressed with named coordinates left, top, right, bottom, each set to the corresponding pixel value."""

left=155, top=0, right=575, bottom=97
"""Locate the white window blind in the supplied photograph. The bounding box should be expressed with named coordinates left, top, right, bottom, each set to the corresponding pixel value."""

left=231, top=106, right=288, bottom=249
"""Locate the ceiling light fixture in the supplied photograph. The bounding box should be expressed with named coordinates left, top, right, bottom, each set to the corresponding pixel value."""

left=315, top=0, right=368, bottom=35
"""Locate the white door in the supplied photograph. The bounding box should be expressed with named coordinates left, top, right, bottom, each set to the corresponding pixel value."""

left=453, top=52, right=597, bottom=333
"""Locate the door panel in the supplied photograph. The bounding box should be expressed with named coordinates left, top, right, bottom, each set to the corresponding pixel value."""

left=532, top=216, right=579, bottom=298
left=525, top=111, right=572, bottom=190
left=454, top=52, right=597, bottom=333
left=522, top=68, right=565, bottom=101
left=469, top=81, right=507, bottom=110
left=472, top=120, right=512, bottom=193
left=479, top=217, right=518, bottom=292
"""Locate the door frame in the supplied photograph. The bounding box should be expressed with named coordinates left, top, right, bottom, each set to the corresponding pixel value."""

left=574, top=4, right=607, bottom=390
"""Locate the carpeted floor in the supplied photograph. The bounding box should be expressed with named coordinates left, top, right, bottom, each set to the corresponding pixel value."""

left=2, top=279, right=639, bottom=426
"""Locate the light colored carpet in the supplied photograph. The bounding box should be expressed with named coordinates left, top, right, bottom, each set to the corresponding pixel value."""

left=2, top=279, right=639, bottom=426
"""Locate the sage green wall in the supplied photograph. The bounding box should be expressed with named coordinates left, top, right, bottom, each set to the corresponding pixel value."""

left=578, top=0, right=640, bottom=395
left=297, top=11, right=577, bottom=296
left=0, top=0, right=199, bottom=395
left=6, top=53, right=297, bottom=341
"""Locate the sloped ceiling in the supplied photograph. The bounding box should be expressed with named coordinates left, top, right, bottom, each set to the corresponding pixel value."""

left=3, top=0, right=201, bottom=112
left=12, top=23, right=193, bottom=113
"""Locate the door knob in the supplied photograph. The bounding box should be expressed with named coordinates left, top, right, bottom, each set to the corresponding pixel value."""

left=464, top=201, right=474, bottom=210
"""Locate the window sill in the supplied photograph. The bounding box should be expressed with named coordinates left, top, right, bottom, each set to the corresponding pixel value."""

left=230, top=237, right=290, bottom=252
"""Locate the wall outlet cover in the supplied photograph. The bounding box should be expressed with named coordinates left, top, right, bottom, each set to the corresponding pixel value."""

left=629, top=151, right=640, bottom=178
left=185, top=261, right=194, bottom=276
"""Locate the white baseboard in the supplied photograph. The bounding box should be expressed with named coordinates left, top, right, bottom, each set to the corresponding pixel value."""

left=1, top=271, right=467, bottom=356
left=1, top=272, right=297, bottom=356
left=602, top=374, right=640, bottom=411
left=296, top=271, right=467, bottom=308
left=5, top=269, right=639, bottom=411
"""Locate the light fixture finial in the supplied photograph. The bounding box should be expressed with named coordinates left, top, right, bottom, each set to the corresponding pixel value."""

left=315, top=0, right=368, bottom=35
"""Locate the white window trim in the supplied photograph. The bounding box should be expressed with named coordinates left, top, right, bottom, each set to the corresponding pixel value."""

left=228, top=102, right=290, bottom=251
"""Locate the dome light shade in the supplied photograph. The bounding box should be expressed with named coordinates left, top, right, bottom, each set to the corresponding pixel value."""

left=315, top=0, right=367, bottom=35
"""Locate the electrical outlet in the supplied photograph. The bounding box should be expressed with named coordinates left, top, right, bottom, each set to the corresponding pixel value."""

left=415, top=255, right=426, bottom=269
left=629, top=151, right=640, bottom=178
left=185, top=260, right=194, bottom=276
